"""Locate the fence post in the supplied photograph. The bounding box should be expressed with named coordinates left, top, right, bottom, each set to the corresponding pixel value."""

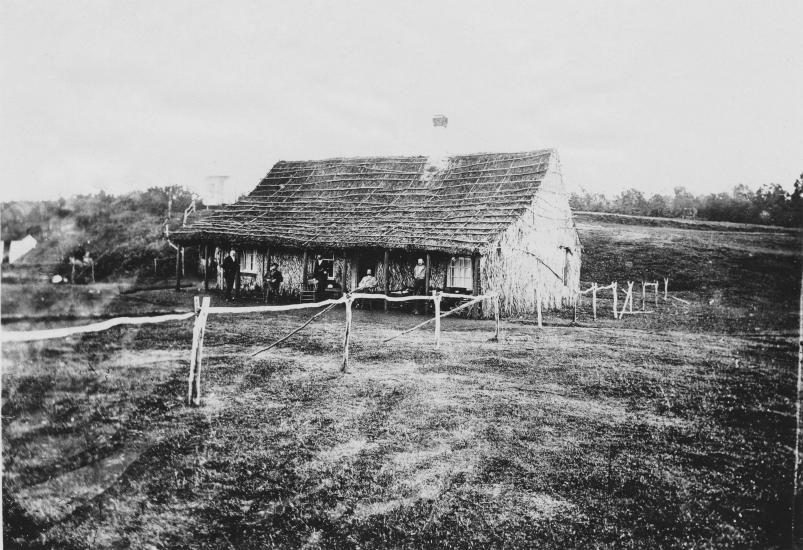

left=592, top=283, right=598, bottom=321
left=612, top=282, right=618, bottom=318
left=494, top=294, right=500, bottom=341
left=654, top=281, right=659, bottom=306
left=187, top=296, right=210, bottom=406
left=341, top=296, right=353, bottom=373
left=629, top=281, right=634, bottom=313
left=664, top=277, right=669, bottom=301
left=433, top=291, right=441, bottom=348
left=536, top=287, right=543, bottom=328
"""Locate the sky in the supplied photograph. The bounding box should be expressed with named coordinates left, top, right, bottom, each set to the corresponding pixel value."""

left=1, top=1, right=801, bottom=202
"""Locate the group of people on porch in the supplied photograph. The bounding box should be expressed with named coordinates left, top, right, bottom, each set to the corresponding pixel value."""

left=218, top=250, right=429, bottom=311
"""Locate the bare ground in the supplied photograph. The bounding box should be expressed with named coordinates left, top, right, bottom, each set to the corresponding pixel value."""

left=2, top=217, right=800, bottom=548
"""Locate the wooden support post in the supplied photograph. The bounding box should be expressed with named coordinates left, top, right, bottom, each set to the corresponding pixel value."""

left=383, top=249, right=390, bottom=312
left=262, top=247, right=278, bottom=304
left=341, top=296, right=353, bottom=373
left=654, top=281, right=659, bottom=306
left=641, top=282, right=646, bottom=311
left=181, top=247, right=185, bottom=277
left=187, top=296, right=210, bottom=405
left=433, top=290, right=441, bottom=348
left=592, top=283, right=598, bottom=321
left=470, top=254, right=480, bottom=319
left=203, top=244, right=209, bottom=292
left=494, top=294, right=500, bottom=342
left=664, top=277, right=669, bottom=301
left=629, top=281, right=634, bottom=313
left=301, top=249, right=309, bottom=287
left=536, top=287, right=543, bottom=328
left=612, top=282, right=618, bottom=318
left=425, top=253, right=431, bottom=313
left=175, top=246, right=182, bottom=292
left=154, top=258, right=157, bottom=275
left=619, top=281, right=634, bottom=318
left=90, top=261, right=95, bottom=283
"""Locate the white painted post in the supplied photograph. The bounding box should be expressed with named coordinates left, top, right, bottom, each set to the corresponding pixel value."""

left=188, top=296, right=210, bottom=406
left=629, top=281, right=634, bottom=313
left=592, top=283, right=598, bottom=321
left=664, top=277, right=669, bottom=300
left=536, top=287, right=543, bottom=328
left=433, top=290, right=441, bottom=348
left=341, top=297, right=353, bottom=373
left=612, top=282, right=618, bottom=318
left=193, top=297, right=210, bottom=406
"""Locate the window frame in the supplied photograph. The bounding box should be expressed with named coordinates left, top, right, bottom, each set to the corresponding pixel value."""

left=239, top=249, right=258, bottom=274
left=447, top=256, right=473, bottom=290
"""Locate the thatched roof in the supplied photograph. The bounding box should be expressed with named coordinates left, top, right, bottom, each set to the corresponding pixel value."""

left=173, top=150, right=558, bottom=254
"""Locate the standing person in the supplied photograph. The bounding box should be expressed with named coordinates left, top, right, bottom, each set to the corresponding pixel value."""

left=413, top=258, right=426, bottom=314
left=222, top=249, right=239, bottom=301
left=265, top=262, right=283, bottom=304
left=314, top=254, right=329, bottom=300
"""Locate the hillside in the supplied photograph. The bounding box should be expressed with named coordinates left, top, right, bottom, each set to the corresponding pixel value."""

left=1, top=188, right=200, bottom=282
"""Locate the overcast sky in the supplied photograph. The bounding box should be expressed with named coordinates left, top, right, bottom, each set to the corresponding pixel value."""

left=1, top=1, right=801, bottom=202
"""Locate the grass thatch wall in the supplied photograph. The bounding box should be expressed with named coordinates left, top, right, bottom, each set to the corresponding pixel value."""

left=481, top=158, right=581, bottom=317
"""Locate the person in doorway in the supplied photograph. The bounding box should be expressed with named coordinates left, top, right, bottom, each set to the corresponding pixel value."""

left=314, top=254, right=329, bottom=300
left=265, top=262, right=283, bottom=304
left=222, top=249, right=239, bottom=301
left=413, top=258, right=426, bottom=314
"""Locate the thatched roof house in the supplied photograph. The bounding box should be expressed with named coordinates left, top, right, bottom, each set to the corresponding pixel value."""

left=173, top=149, right=581, bottom=317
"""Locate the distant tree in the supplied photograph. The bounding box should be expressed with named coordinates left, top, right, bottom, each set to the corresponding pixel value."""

left=613, top=188, right=648, bottom=215
left=645, top=194, right=670, bottom=217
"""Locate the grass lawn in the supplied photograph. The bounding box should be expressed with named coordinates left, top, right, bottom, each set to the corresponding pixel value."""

left=2, top=215, right=800, bottom=548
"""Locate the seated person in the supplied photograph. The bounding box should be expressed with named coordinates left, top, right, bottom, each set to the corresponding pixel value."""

left=356, top=269, right=378, bottom=292
left=355, top=269, right=378, bottom=310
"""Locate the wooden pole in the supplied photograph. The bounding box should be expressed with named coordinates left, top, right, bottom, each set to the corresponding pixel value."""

left=187, top=296, right=210, bottom=405
left=181, top=247, right=185, bottom=277
left=433, top=290, right=441, bottom=348
left=203, top=244, right=209, bottom=292
left=264, top=246, right=271, bottom=303
left=592, top=283, right=597, bottom=320
left=251, top=301, right=341, bottom=357
left=629, top=281, right=634, bottom=313
left=494, top=294, right=500, bottom=342
left=90, top=261, right=95, bottom=283
left=301, top=249, right=309, bottom=288
left=175, top=246, right=182, bottom=292
left=664, top=277, right=669, bottom=301
left=612, top=282, right=618, bottom=318
left=383, top=294, right=486, bottom=343
left=471, top=254, right=480, bottom=319
left=654, top=281, right=659, bottom=306
left=341, top=296, right=353, bottom=373
left=154, top=258, right=157, bottom=275
left=536, top=287, right=542, bottom=328
left=383, top=249, right=390, bottom=312
left=425, top=253, right=431, bottom=313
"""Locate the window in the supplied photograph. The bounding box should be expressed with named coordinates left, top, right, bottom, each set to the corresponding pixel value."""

left=447, top=256, right=473, bottom=289
left=240, top=250, right=257, bottom=273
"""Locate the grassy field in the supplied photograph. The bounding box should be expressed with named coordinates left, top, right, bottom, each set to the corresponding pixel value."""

left=2, top=214, right=800, bottom=548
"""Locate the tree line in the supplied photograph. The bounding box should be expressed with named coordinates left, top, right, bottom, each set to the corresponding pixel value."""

left=570, top=174, right=802, bottom=227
